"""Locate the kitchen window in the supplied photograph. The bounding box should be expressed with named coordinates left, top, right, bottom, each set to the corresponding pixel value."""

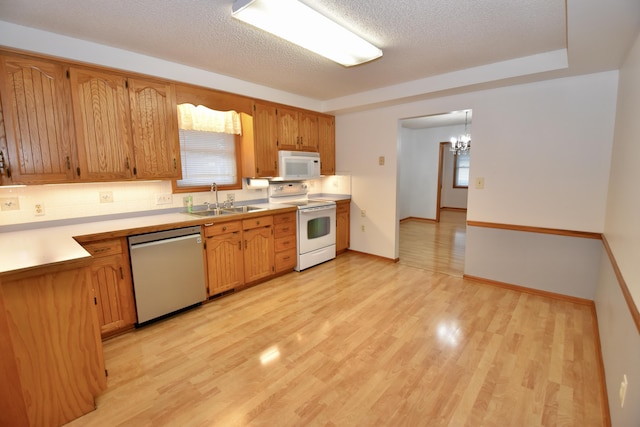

left=172, top=104, right=242, bottom=193
left=453, top=152, right=470, bottom=188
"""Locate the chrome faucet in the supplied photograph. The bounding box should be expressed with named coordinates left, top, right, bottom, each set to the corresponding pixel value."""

left=210, top=182, right=219, bottom=211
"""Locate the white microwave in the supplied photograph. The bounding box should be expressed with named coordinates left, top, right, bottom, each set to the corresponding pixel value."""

left=277, top=150, right=321, bottom=180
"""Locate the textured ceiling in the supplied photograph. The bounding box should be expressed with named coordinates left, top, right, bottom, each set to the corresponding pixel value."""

left=0, top=0, right=566, bottom=101
left=0, top=0, right=638, bottom=116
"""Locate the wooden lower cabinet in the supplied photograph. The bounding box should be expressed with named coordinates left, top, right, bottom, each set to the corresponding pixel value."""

left=273, top=211, right=297, bottom=272
left=204, top=221, right=244, bottom=296
left=242, top=216, right=274, bottom=284
left=82, top=238, right=136, bottom=338
left=0, top=262, right=106, bottom=426
left=336, top=199, right=351, bottom=254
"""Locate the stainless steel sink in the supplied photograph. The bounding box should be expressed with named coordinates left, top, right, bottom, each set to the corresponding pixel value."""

left=189, top=206, right=265, bottom=217
left=221, top=206, right=266, bottom=214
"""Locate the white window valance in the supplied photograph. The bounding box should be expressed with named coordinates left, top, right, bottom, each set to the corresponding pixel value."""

left=177, top=103, right=242, bottom=135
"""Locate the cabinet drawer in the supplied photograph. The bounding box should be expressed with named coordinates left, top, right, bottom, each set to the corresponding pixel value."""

left=336, top=202, right=349, bottom=214
left=274, top=221, right=296, bottom=237
left=275, top=248, right=297, bottom=271
left=242, top=216, right=273, bottom=230
left=203, top=221, right=241, bottom=237
left=82, top=239, right=123, bottom=257
left=273, top=212, right=296, bottom=225
left=275, top=235, right=296, bottom=252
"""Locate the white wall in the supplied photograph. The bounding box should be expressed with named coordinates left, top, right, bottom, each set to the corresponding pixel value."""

left=336, top=71, right=617, bottom=260
left=596, top=30, right=640, bottom=426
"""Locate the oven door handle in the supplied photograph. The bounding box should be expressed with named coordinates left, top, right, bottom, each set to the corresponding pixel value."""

left=299, top=205, right=336, bottom=214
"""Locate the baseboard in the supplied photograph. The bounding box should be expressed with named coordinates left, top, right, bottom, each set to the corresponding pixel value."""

left=400, top=216, right=436, bottom=224
left=590, top=304, right=612, bottom=426
left=347, top=249, right=399, bottom=263
left=463, top=274, right=594, bottom=306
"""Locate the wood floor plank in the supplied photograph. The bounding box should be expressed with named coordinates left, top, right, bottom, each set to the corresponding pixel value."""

left=67, top=241, right=605, bottom=426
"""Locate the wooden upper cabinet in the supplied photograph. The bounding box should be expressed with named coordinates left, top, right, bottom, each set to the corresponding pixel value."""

left=298, top=111, right=319, bottom=152
left=276, top=106, right=299, bottom=151
left=247, top=101, right=278, bottom=177
left=277, top=107, right=319, bottom=152
left=318, top=115, right=336, bottom=175
left=128, top=78, right=181, bottom=179
left=69, top=67, right=135, bottom=181
left=0, top=55, right=75, bottom=184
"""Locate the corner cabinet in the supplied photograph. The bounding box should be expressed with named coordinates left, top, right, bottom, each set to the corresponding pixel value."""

left=128, top=78, right=181, bottom=179
left=336, top=199, right=350, bottom=254
left=203, top=221, right=244, bottom=296
left=0, top=54, right=76, bottom=184
left=69, top=67, right=136, bottom=181
left=81, top=238, right=137, bottom=339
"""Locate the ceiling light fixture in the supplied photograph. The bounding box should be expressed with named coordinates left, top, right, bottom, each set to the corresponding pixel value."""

left=231, top=0, right=383, bottom=67
left=450, top=111, right=471, bottom=155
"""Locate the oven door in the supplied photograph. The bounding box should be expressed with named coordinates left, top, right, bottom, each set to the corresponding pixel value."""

left=298, top=205, right=336, bottom=254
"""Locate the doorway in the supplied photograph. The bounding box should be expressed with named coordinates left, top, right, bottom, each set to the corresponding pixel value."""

left=397, top=110, right=471, bottom=276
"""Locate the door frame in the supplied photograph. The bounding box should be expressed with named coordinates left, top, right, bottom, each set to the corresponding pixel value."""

left=435, top=141, right=448, bottom=223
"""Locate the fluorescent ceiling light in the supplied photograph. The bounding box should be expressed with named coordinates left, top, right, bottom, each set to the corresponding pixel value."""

left=232, top=0, right=382, bottom=67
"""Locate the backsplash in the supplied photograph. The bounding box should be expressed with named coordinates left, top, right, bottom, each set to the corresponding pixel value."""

left=0, top=174, right=351, bottom=226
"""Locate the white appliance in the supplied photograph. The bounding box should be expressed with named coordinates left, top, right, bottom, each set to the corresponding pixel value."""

left=277, top=150, right=321, bottom=180
left=269, top=182, right=336, bottom=270
left=128, top=226, right=207, bottom=324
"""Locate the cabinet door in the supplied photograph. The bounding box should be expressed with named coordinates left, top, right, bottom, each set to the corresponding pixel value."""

left=129, top=78, right=181, bottom=179
left=252, top=101, right=278, bottom=177
left=243, top=226, right=274, bottom=283
left=206, top=231, right=244, bottom=295
left=69, top=67, right=135, bottom=181
left=298, top=111, right=319, bottom=152
left=88, top=254, right=136, bottom=338
left=318, top=115, right=336, bottom=175
left=276, top=106, right=299, bottom=150
left=0, top=55, right=75, bottom=183
left=336, top=201, right=350, bottom=253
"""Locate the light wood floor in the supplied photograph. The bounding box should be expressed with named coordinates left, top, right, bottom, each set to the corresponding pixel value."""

left=399, top=210, right=467, bottom=277
left=69, top=251, right=606, bottom=426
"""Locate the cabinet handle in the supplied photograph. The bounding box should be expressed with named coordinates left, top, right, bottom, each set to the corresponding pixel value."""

left=119, top=266, right=124, bottom=280
left=238, top=241, right=242, bottom=250
left=66, top=156, right=71, bottom=170
left=125, top=157, right=130, bottom=169
left=173, top=158, right=177, bottom=170
left=222, top=226, right=227, bottom=231
left=77, top=167, right=81, bottom=177
left=257, top=220, right=260, bottom=225
left=245, top=240, right=248, bottom=249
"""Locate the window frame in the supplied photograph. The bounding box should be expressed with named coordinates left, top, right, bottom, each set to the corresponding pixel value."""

left=453, top=152, right=470, bottom=189
left=171, top=132, right=243, bottom=194
left=172, top=84, right=251, bottom=194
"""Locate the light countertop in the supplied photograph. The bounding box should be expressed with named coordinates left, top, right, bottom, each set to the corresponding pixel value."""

left=0, top=205, right=298, bottom=277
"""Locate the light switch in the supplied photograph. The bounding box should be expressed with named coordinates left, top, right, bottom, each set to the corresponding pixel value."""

left=475, top=177, right=485, bottom=189
left=378, top=156, right=385, bottom=166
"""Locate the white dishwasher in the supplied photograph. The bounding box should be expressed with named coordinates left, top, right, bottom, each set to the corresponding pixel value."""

left=128, top=226, right=207, bottom=325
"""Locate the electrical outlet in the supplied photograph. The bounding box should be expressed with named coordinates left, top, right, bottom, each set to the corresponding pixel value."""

left=155, top=194, right=173, bottom=205
left=475, top=177, right=485, bottom=189
left=99, top=191, right=114, bottom=203
left=227, top=193, right=235, bottom=203
left=361, top=225, right=365, bottom=232
left=379, top=156, right=385, bottom=166
left=0, top=197, right=20, bottom=211
left=361, top=209, right=366, bottom=217
left=620, top=374, right=628, bottom=408
left=34, top=203, right=45, bottom=216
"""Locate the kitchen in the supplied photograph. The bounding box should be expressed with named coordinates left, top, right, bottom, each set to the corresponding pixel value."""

left=1, top=1, right=640, bottom=426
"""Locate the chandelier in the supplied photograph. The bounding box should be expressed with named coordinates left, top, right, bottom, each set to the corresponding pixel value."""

left=450, top=111, right=471, bottom=155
